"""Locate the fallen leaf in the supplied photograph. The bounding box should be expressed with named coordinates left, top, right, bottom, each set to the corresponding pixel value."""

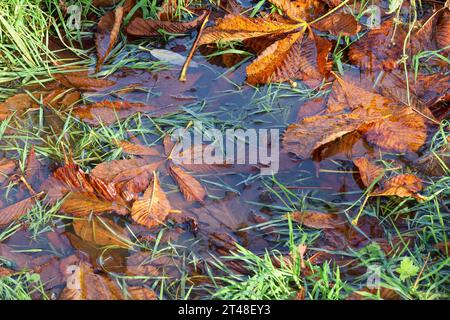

left=115, top=140, right=161, bottom=156
left=96, top=7, right=124, bottom=72
left=267, top=0, right=325, bottom=22
left=199, top=14, right=300, bottom=45
left=60, top=261, right=124, bottom=300
left=290, top=210, right=345, bottom=229
left=126, top=286, right=158, bottom=300
left=168, top=162, right=206, bottom=202
left=54, top=73, right=116, bottom=90
left=0, top=93, right=38, bottom=119
left=371, top=174, right=426, bottom=201
left=313, top=12, right=361, bottom=36
left=126, top=10, right=209, bottom=36
left=0, top=195, right=38, bottom=227
left=353, top=158, right=384, bottom=188
left=131, top=173, right=172, bottom=228
left=348, top=19, right=405, bottom=72
left=72, top=100, right=175, bottom=125
left=0, top=158, right=17, bottom=184
left=72, top=216, right=131, bottom=248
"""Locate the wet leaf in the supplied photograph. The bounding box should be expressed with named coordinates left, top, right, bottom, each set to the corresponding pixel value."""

left=131, top=173, right=171, bottom=228
left=313, top=12, right=361, bottom=36
left=126, top=10, right=209, bottom=37
left=96, top=6, right=124, bottom=72
left=72, top=216, right=131, bottom=248
left=348, top=19, right=405, bottom=72
left=267, top=0, right=325, bottom=22
left=60, top=192, right=128, bottom=216
left=127, top=286, right=158, bottom=300
left=72, top=100, right=175, bottom=125
left=0, top=195, right=37, bottom=227
left=353, top=158, right=384, bottom=188
left=371, top=174, right=426, bottom=201
left=168, top=162, right=206, bottom=202
left=346, top=287, right=401, bottom=300
left=0, top=158, right=17, bottom=184
left=0, top=93, right=38, bottom=119
left=115, top=140, right=161, bottom=156
left=436, top=10, right=450, bottom=54
left=199, top=14, right=300, bottom=45
left=54, top=74, right=116, bottom=90
left=60, top=261, right=124, bottom=300
left=290, top=210, right=345, bottom=229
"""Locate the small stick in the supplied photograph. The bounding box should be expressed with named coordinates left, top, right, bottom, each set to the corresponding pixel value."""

left=179, top=12, right=210, bottom=82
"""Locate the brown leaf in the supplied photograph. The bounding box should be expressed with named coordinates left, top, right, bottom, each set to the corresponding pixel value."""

left=72, top=100, right=174, bottom=125
left=60, top=192, right=128, bottom=216
left=60, top=261, right=124, bottom=300
left=436, top=10, right=450, bottom=54
left=346, top=287, right=401, bottom=300
left=115, top=140, right=161, bottom=156
left=168, top=162, right=206, bottom=202
left=290, top=210, right=345, bottom=229
left=0, top=158, right=17, bottom=184
left=126, top=10, right=209, bottom=37
left=54, top=73, right=116, bottom=90
left=131, top=173, right=171, bottom=228
left=353, top=158, right=384, bottom=188
left=0, top=93, right=38, bottom=119
left=96, top=7, right=124, bottom=72
left=268, top=0, right=325, bottom=22
left=371, top=174, right=426, bottom=201
left=93, top=0, right=121, bottom=6
left=283, top=78, right=427, bottom=158
left=313, top=12, right=361, bottom=36
left=0, top=196, right=37, bottom=227
left=199, top=14, right=300, bottom=45
left=127, top=287, right=158, bottom=300
left=72, top=216, right=131, bottom=248
left=348, top=19, right=405, bottom=72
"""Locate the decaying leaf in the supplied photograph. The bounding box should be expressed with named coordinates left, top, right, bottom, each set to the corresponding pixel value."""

left=371, top=174, right=426, bottom=201
left=126, top=286, right=158, bottom=300
left=60, top=261, right=124, bottom=300
left=54, top=73, right=116, bottom=90
left=290, top=210, right=345, bottom=229
left=96, top=6, right=124, bottom=72
left=131, top=173, right=171, bottom=228
left=199, top=14, right=300, bottom=45
left=0, top=158, right=17, bottom=184
left=268, top=0, right=325, bottom=22
left=283, top=78, right=427, bottom=158
left=126, top=10, right=209, bottom=37
left=353, top=158, right=384, bottom=188
left=0, top=195, right=37, bottom=227
left=72, top=216, right=131, bottom=248
left=313, top=12, right=361, bottom=36
left=168, top=162, right=206, bottom=202
left=0, top=93, right=38, bottom=119
left=60, top=192, right=128, bottom=216
left=115, top=140, right=161, bottom=157
left=348, top=19, right=405, bottom=72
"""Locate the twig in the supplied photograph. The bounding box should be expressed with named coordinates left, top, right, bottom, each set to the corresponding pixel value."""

left=179, top=12, right=210, bottom=82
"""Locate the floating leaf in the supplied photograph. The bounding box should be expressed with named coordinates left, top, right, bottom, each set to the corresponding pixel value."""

left=131, top=173, right=171, bottom=228
left=115, top=140, right=162, bottom=156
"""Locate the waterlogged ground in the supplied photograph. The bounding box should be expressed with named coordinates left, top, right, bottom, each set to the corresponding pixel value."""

left=0, top=0, right=449, bottom=300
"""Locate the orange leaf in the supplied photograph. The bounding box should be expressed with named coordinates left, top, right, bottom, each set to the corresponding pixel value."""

left=60, top=192, right=129, bottom=216
left=199, top=14, right=300, bottom=45
left=115, top=140, right=162, bottom=156
left=371, top=174, right=426, bottom=201
left=131, top=173, right=172, bottom=228
left=268, top=0, right=325, bottom=22
left=313, top=12, right=361, bottom=36
left=168, top=162, right=206, bottom=202
left=353, top=158, right=384, bottom=188
left=290, top=211, right=345, bottom=229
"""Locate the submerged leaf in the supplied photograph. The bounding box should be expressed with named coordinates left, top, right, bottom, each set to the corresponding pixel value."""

left=290, top=211, right=345, bottom=229
left=72, top=216, right=131, bottom=248
left=353, top=158, right=384, bottom=188
left=0, top=158, right=17, bottom=184
left=313, top=12, right=361, bottom=36
left=0, top=196, right=37, bottom=227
